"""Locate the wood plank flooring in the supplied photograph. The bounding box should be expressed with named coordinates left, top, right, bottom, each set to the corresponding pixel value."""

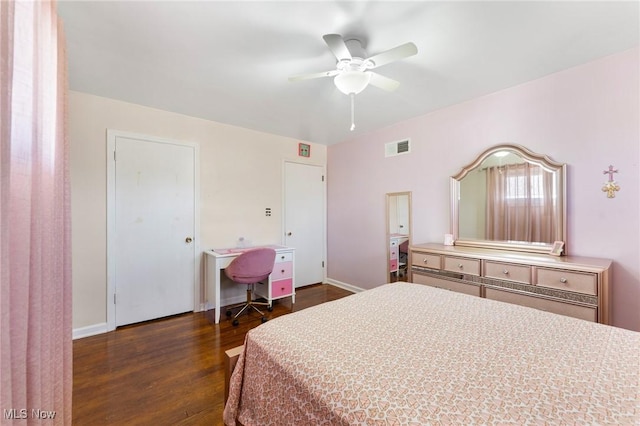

left=73, top=284, right=353, bottom=425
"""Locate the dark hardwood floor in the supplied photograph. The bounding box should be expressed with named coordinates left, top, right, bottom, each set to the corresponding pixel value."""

left=73, top=284, right=353, bottom=425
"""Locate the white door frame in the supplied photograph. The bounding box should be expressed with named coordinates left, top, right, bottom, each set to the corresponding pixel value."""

left=106, top=130, right=200, bottom=331
left=282, top=160, right=327, bottom=285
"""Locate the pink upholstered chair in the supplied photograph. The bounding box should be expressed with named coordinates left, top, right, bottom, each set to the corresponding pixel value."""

left=224, top=248, right=276, bottom=326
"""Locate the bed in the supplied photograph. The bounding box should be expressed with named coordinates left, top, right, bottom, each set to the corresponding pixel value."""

left=223, top=283, right=640, bottom=425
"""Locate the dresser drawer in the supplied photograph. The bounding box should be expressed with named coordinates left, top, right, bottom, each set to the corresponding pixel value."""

left=413, top=273, right=481, bottom=297
left=485, top=261, right=532, bottom=284
left=443, top=256, right=480, bottom=276
left=536, top=268, right=597, bottom=295
left=272, top=278, right=293, bottom=298
left=411, top=252, right=441, bottom=269
left=272, top=261, right=293, bottom=280
left=275, top=252, right=293, bottom=263
left=485, top=288, right=597, bottom=322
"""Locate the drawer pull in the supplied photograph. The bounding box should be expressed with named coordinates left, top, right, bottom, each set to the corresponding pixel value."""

left=458, top=264, right=464, bottom=269
left=281, top=269, right=285, bottom=273
left=503, top=269, right=509, bottom=275
left=560, top=277, right=568, bottom=284
left=423, top=258, right=428, bottom=264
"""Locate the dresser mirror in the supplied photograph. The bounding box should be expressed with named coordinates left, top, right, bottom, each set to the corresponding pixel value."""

left=386, top=192, right=412, bottom=282
left=451, top=144, right=566, bottom=255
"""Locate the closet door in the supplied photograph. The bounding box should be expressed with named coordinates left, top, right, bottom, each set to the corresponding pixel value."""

left=284, top=162, right=325, bottom=287
left=108, top=131, right=197, bottom=328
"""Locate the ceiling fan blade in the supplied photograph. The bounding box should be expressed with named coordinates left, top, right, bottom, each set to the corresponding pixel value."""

left=323, top=34, right=352, bottom=62
left=368, top=72, right=400, bottom=91
left=288, top=69, right=339, bottom=82
left=366, top=42, right=418, bottom=69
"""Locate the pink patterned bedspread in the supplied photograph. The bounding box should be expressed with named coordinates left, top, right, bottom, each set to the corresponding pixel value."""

left=224, top=283, right=640, bottom=425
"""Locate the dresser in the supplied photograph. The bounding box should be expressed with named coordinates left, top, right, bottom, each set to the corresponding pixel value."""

left=410, top=243, right=612, bottom=324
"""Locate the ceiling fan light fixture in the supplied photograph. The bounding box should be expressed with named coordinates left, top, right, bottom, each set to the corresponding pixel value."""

left=334, top=71, right=371, bottom=95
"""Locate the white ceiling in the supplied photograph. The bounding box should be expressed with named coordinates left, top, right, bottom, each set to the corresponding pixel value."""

left=58, top=1, right=639, bottom=145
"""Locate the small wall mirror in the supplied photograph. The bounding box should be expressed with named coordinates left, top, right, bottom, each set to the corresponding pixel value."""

left=386, top=192, right=412, bottom=282
left=451, top=144, right=566, bottom=255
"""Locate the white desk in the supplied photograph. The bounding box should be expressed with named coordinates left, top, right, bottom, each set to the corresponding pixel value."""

left=389, top=234, right=409, bottom=278
left=204, top=245, right=295, bottom=324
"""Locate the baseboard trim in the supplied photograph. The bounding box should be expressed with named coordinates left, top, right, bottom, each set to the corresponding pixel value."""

left=221, top=295, right=247, bottom=308
left=74, top=283, right=359, bottom=338
left=324, top=278, right=365, bottom=294
left=73, top=322, right=108, bottom=340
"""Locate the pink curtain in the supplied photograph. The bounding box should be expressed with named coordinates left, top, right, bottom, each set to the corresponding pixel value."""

left=1, top=1, right=72, bottom=424
left=486, top=163, right=555, bottom=243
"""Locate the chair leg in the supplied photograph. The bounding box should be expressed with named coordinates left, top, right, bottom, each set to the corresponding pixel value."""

left=233, top=303, right=251, bottom=319
left=231, top=288, right=253, bottom=319
left=249, top=304, right=264, bottom=316
left=229, top=284, right=271, bottom=323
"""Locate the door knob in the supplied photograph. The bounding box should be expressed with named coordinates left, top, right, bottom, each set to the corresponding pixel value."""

left=185, top=237, right=193, bottom=243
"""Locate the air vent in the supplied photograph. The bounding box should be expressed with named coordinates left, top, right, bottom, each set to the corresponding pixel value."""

left=385, top=139, right=411, bottom=157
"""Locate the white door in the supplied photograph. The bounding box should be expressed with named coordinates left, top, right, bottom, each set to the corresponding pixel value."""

left=397, top=194, right=410, bottom=234
left=284, top=162, right=325, bottom=287
left=112, top=134, right=196, bottom=326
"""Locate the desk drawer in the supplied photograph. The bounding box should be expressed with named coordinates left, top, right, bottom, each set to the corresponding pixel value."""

left=536, top=268, right=597, bottom=295
left=272, top=261, right=293, bottom=280
left=390, top=246, right=398, bottom=260
left=485, top=261, right=531, bottom=284
left=275, top=252, right=293, bottom=263
left=411, top=252, right=440, bottom=269
left=272, top=278, right=293, bottom=298
left=485, top=288, right=597, bottom=322
left=443, top=256, right=480, bottom=276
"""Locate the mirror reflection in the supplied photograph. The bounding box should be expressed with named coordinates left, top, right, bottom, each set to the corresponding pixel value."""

left=387, top=192, right=411, bottom=283
left=452, top=145, right=566, bottom=254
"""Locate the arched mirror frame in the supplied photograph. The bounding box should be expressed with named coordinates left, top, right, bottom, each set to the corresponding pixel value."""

left=386, top=191, right=412, bottom=283
left=451, top=144, right=567, bottom=255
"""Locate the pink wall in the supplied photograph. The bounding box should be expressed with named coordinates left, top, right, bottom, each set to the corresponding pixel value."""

left=327, top=48, right=639, bottom=331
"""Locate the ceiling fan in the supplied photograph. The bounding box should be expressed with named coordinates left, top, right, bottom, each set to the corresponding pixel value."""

left=289, top=34, right=418, bottom=131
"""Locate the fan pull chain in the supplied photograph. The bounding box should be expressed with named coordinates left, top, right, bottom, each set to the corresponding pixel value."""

left=350, top=93, right=356, bottom=131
